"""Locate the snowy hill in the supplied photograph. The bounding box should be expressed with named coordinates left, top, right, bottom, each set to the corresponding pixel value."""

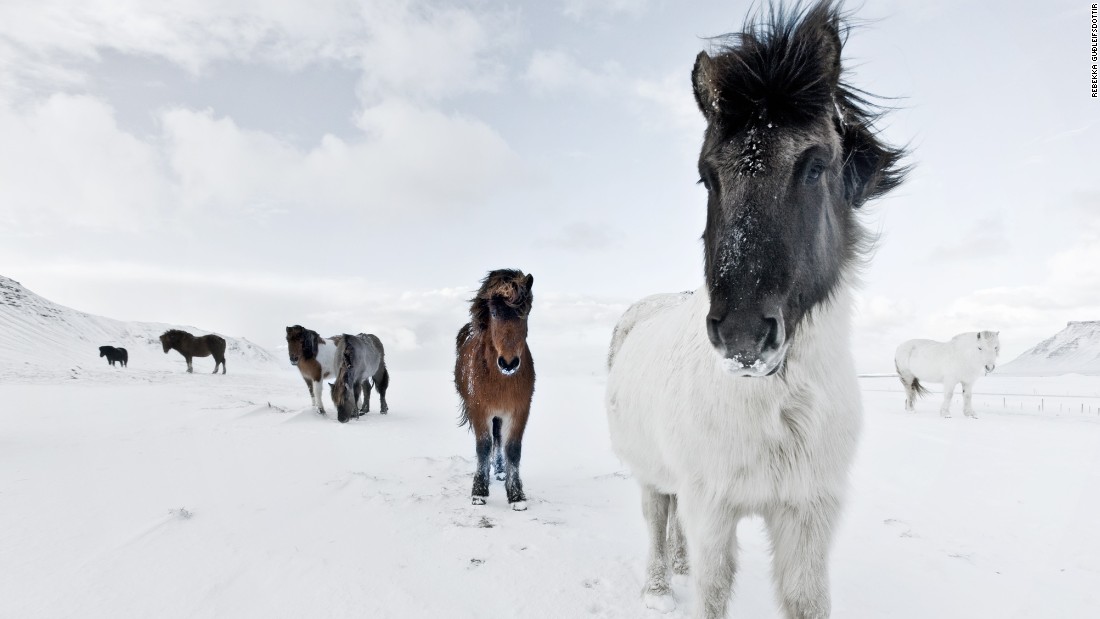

left=0, top=275, right=281, bottom=378
left=997, top=320, right=1100, bottom=376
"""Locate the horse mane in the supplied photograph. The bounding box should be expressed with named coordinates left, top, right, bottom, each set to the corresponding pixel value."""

left=467, top=269, right=534, bottom=331
left=161, top=329, right=190, bottom=341
left=698, top=0, right=907, bottom=207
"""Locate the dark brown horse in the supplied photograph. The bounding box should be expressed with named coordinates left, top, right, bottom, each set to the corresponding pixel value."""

left=160, top=329, right=227, bottom=374
left=454, top=269, right=535, bottom=511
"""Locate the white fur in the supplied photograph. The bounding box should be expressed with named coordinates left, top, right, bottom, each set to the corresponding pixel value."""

left=311, top=337, right=338, bottom=413
left=895, top=331, right=1000, bottom=418
left=606, top=285, right=861, bottom=619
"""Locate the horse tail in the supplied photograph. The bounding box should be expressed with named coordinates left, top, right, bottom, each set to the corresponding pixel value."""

left=911, top=377, right=929, bottom=398
left=895, top=360, right=929, bottom=399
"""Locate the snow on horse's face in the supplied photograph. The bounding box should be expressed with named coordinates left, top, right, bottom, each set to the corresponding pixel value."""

left=692, top=20, right=903, bottom=376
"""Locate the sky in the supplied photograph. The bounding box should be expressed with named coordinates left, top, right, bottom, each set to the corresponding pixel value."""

left=0, top=0, right=1097, bottom=374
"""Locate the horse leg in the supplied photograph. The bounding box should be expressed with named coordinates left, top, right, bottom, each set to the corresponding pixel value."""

left=360, top=379, right=372, bottom=414
left=186, top=356, right=193, bottom=373
left=677, top=490, right=738, bottom=619
left=353, top=381, right=363, bottom=417
left=304, top=377, right=314, bottom=399
left=669, top=494, right=689, bottom=575
left=764, top=498, right=840, bottom=619
left=502, top=412, right=529, bottom=510
left=470, top=413, right=491, bottom=505
left=313, top=379, right=325, bottom=414
left=962, top=382, right=978, bottom=418
left=940, top=380, right=956, bottom=418
left=901, top=375, right=916, bottom=412
left=376, top=367, right=389, bottom=414
left=491, top=417, right=505, bottom=481
left=641, top=486, right=676, bottom=611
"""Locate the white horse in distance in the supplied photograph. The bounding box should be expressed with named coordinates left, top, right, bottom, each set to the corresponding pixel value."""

left=895, top=331, right=1000, bottom=418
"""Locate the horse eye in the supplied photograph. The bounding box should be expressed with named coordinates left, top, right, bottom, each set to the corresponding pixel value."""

left=805, top=160, right=826, bottom=184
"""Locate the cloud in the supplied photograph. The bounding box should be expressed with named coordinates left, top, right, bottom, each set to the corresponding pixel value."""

left=928, top=216, right=1008, bottom=262
left=0, top=94, right=518, bottom=240
left=0, top=94, right=174, bottom=234
left=536, top=221, right=622, bottom=251
left=562, top=0, right=650, bottom=21
left=523, top=50, right=618, bottom=96
left=0, top=0, right=514, bottom=103
left=523, top=50, right=701, bottom=132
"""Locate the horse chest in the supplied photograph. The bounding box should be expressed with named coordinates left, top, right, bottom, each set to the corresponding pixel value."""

left=606, top=296, right=860, bottom=505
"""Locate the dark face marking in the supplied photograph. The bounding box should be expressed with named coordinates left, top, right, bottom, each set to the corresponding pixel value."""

left=691, top=3, right=906, bottom=376
left=487, top=300, right=528, bottom=376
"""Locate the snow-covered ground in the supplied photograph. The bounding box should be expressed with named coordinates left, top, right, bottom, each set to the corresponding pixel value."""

left=2, top=359, right=1097, bottom=618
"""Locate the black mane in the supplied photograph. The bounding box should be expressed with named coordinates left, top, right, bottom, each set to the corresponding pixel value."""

left=696, top=0, right=907, bottom=206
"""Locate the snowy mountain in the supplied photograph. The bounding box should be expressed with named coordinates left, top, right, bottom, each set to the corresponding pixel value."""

left=0, top=275, right=281, bottom=377
left=997, top=321, right=1100, bottom=376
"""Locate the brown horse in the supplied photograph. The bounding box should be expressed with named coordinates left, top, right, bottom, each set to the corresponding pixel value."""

left=454, top=269, right=535, bottom=511
left=160, top=329, right=227, bottom=374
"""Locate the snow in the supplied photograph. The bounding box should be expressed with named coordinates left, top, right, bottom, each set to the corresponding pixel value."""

left=2, top=280, right=1099, bottom=618
left=999, top=321, right=1100, bottom=376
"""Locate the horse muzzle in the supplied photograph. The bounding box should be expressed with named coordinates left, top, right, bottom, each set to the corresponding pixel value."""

left=985, top=364, right=995, bottom=374
left=497, top=356, right=521, bottom=376
left=707, top=306, right=787, bottom=377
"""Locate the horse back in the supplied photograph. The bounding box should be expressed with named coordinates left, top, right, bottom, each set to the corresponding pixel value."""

left=608, top=291, right=694, bottom=369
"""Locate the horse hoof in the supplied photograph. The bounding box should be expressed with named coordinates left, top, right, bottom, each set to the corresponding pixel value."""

left=510, top=501, right=527, bottom=511
left=643, top=592, right=676, bottom=612
left=472, top=496, right=486, bottom=506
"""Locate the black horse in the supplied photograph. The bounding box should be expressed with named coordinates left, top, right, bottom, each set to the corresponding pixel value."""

left=99, top=345, right=128, bottom=367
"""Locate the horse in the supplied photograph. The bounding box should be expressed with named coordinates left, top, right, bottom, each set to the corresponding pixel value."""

left=454, top=269, right=535, bottom=511
left=286, top=325, right=340, bottom=413
left=328, top=333, right=390, bottom=423
left=98, top=345, right=128, bottom=367
left=895, top=331, right=1000, bottom=418
left=159, top=329, right=227, bottom=374
left=604, top=3, right=907, bottom=617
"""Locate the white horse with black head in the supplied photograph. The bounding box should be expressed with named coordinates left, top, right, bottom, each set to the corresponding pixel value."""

left=605, top=3, right=907, bottom=618
left=895, top=331, right=1000, bottom=418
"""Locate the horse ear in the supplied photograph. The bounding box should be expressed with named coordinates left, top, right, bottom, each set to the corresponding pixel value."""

left=841, top=122, right=906, bottom=208
left=286, top=326, right=292, bottom=334
left=525, top=273, right=534, bottom=290
left=692, top=51, right=720, bottom=121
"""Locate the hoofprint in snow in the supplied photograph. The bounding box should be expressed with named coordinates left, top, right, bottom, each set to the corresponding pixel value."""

left=2, top=366, right=1098, bottom=618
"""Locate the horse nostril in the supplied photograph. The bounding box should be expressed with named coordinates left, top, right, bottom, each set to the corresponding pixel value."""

left=706, top=315, right=724, bottom=347
left=497, top=356, right=520, bottom=373
left=762, top=317, right=780, bottom=351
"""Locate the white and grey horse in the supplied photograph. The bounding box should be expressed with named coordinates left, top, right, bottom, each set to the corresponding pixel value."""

left=895, top=331, right=1000, bottom=418
left=605, top=3, right=907, bottom=618
left=328, top=333, right=390, bottom=423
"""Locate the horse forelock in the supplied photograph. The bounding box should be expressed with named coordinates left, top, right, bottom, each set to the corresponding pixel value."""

left=697, top=0, right=907, bottom=209
left=469, top=269, right=533, bottom=329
